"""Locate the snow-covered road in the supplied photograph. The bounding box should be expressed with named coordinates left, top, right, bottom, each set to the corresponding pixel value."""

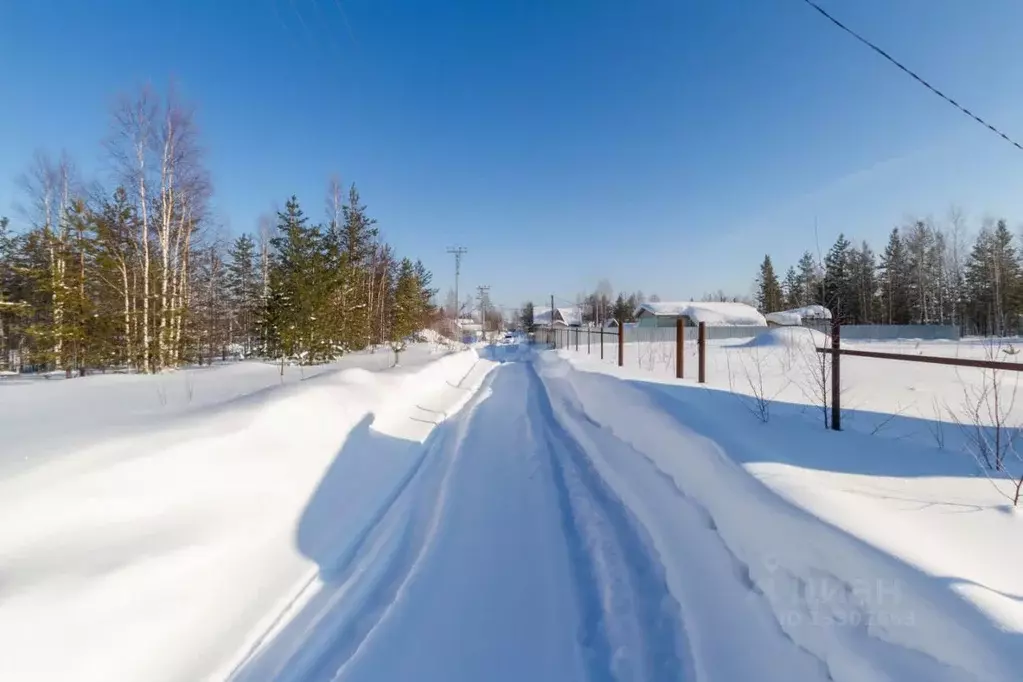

left=234, top=347, right=1023, bottom=682
left=235, top=358, right=689, bottom=681
left=5, top=343, right=1022, bottom=682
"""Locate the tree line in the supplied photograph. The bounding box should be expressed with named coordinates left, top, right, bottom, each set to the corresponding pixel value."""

left=0, top=86, right=436, bottom=376
left=755, top=211, right=1023, bottom=335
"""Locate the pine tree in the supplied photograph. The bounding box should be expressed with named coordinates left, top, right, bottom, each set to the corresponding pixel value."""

left=339, top=184, right=378, bottom=350
left=965, top=220, right=1021, bottom=335
left=389, top=258, right=419, bottom=364
left=850, top=241, right=877, bottom=324
left=782, top=266, right=800, bottom=309
left=412, top=259, right=436, bottom=331
left=265, top=196, right=325, bottom=367
left=824, top=234, right=854, bottom=321
left=226, top=234, right=260, bottom=356
left=755, top=255, right=783, bottom=313
left=520, top=301, right=535, bottom=330
left=795, top=251, right=820, bottom=307
left=612, top=293, right=631, bottom=323
left=878, top=228, right=911, bottom=324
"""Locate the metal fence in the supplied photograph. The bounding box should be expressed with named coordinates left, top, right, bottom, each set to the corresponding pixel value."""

left=800, top=320, right=960, bottom=341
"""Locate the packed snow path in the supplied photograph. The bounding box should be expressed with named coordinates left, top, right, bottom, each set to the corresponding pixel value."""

left=234, top=358, right=693, bottom=681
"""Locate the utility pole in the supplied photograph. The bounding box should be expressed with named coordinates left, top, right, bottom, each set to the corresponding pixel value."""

left=550, top=294, right=555, bottom=346
left=476, top=285, right=491, bottom=342
left=446, top=246, right=468, bottom=323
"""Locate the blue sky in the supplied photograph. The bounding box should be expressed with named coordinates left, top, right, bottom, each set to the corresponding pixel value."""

left=3, top=1, right=1023, bottom=312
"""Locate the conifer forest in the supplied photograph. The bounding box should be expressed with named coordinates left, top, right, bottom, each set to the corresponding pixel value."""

left=0, top=87, right=437, bottom=376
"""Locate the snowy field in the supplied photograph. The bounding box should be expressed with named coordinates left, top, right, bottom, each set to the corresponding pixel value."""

left=2, top=337, right=1022, bottom=681
left=586, top=328, right=1023, bottom=457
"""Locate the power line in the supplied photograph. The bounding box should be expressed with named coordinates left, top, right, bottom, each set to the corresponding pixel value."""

left=798, top=0, right=1023, bottom=152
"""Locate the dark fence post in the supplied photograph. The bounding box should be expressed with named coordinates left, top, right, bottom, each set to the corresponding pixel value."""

left=575, top=327, right=579, bottom=351
left=831, top=318, right=841, bottom=431
left=675, top=318, right=684, bottom=379
left=587, top=328, right=591, bottom=354
left=698, top=322, right=706, bottom=384
left=618, top=321, right=625, bottom=367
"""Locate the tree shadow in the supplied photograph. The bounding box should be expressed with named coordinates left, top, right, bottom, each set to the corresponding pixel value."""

left=230, top=393, right=477, bottom=681
left=609, top=371, right=1015, bottom=482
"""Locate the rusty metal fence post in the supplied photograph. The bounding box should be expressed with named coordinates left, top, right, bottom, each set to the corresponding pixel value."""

left=675, top=318, right=684, bottom=379
left=618, top=321, right=625, bottom=367
left=831, top=318, right=841, bottom=431
left=698, top=322, right=706, bottom=384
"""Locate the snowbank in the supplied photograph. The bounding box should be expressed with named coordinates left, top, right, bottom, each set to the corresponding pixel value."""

left=764, top=305, right=831, bottom=327
left=741, top=326, right=828, bottom=349
left=0, top=348, right=495, bottom=682
left=0, top=344, right=450, bottom=476
left=537, top=351, right=1023, bottom=681
left=636, top=301, right=767, bottom=327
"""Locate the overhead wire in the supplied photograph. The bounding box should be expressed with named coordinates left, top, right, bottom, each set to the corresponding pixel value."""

left=798, top=0, right=1023, bottom=152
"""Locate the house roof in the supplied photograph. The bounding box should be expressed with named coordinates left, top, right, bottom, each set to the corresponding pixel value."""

left=533, top=306, right=582, bottom=326
left=764, top=305, right=832, bottom=326
left=634, top=301, right=767, bottom=327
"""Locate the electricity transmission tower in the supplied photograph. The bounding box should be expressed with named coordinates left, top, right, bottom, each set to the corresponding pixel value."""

left=476, top=285, right=491, bottom=342
left=446, top=246, right=468, bottom=320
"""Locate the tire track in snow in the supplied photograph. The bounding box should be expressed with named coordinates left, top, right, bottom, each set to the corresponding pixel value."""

left=230, top=369, right=494, bottom=682
left=526, top=364, right=693, bottom=682
left=540, top=365, right=1008, bottom=682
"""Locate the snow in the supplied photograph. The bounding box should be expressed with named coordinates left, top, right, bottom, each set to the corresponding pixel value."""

left=0, top=344, right=447, bottom=476
left=0, top=345, right=495, bottom=682
left=636, top=300, right=768, bottom=327
left=534, top=306, right=582, bottom=326
left=742, top=325, right=829, bottom=349
left=536, top=348, right=1023, bottom=681
left=4, top=336, right=1023, bottom=681
left=765, top=304, right=832, bottom=327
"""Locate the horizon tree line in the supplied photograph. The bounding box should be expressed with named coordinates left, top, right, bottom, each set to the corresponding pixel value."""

left=0, top=85, right=437, bottom=376
left=754, top=210, right=1023, bottom=335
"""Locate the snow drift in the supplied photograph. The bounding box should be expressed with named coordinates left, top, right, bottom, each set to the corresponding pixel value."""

left=635, top=301, right=768, bottom=327
left=741, top=326, right=828, bottom=349
left=537, top=349, right=1023, bottom=681
left=0, top=348, right=494, bottom=682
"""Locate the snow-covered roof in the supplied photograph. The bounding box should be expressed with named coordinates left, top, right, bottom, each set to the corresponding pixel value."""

left=764, top=305, right=832, bottom=326
left=634, top=301, right=767, bottom=327
left=533, top=306, right=582, bottom=326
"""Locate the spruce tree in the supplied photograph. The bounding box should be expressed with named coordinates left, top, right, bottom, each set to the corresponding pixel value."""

left=612, top=293, right=630, bottom=323
left=878, top=228, right=911, bottom=324
left=265, top=196, right=325, bottom=366
left=755, top=255, right=783, bottom=313
left=389, top=258, right=419, bottom=364
left=850, top=241, right=877, bottom=324
left=965, top=220, right=1021, bottom=335
left=782, top=266, right=800, bottom=309
left=520, top=301, right=535, bottom=330
left=226, top=234, right=260, bottom=356
left=795, top=251, right=820, bottom=307
left=824, top=234, right=854, bottom=321
left=340, top=184, right=378, bottom=351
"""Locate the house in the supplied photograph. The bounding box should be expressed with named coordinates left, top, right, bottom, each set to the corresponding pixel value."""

left=533, top=306, right=582, bottom=328
left=634, top=301, right=767, bottom=328
left=764, top=305, right=832, bottom=328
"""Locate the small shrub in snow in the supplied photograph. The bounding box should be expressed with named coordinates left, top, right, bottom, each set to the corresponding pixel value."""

left=947, top=339, right=1023, bottom=506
